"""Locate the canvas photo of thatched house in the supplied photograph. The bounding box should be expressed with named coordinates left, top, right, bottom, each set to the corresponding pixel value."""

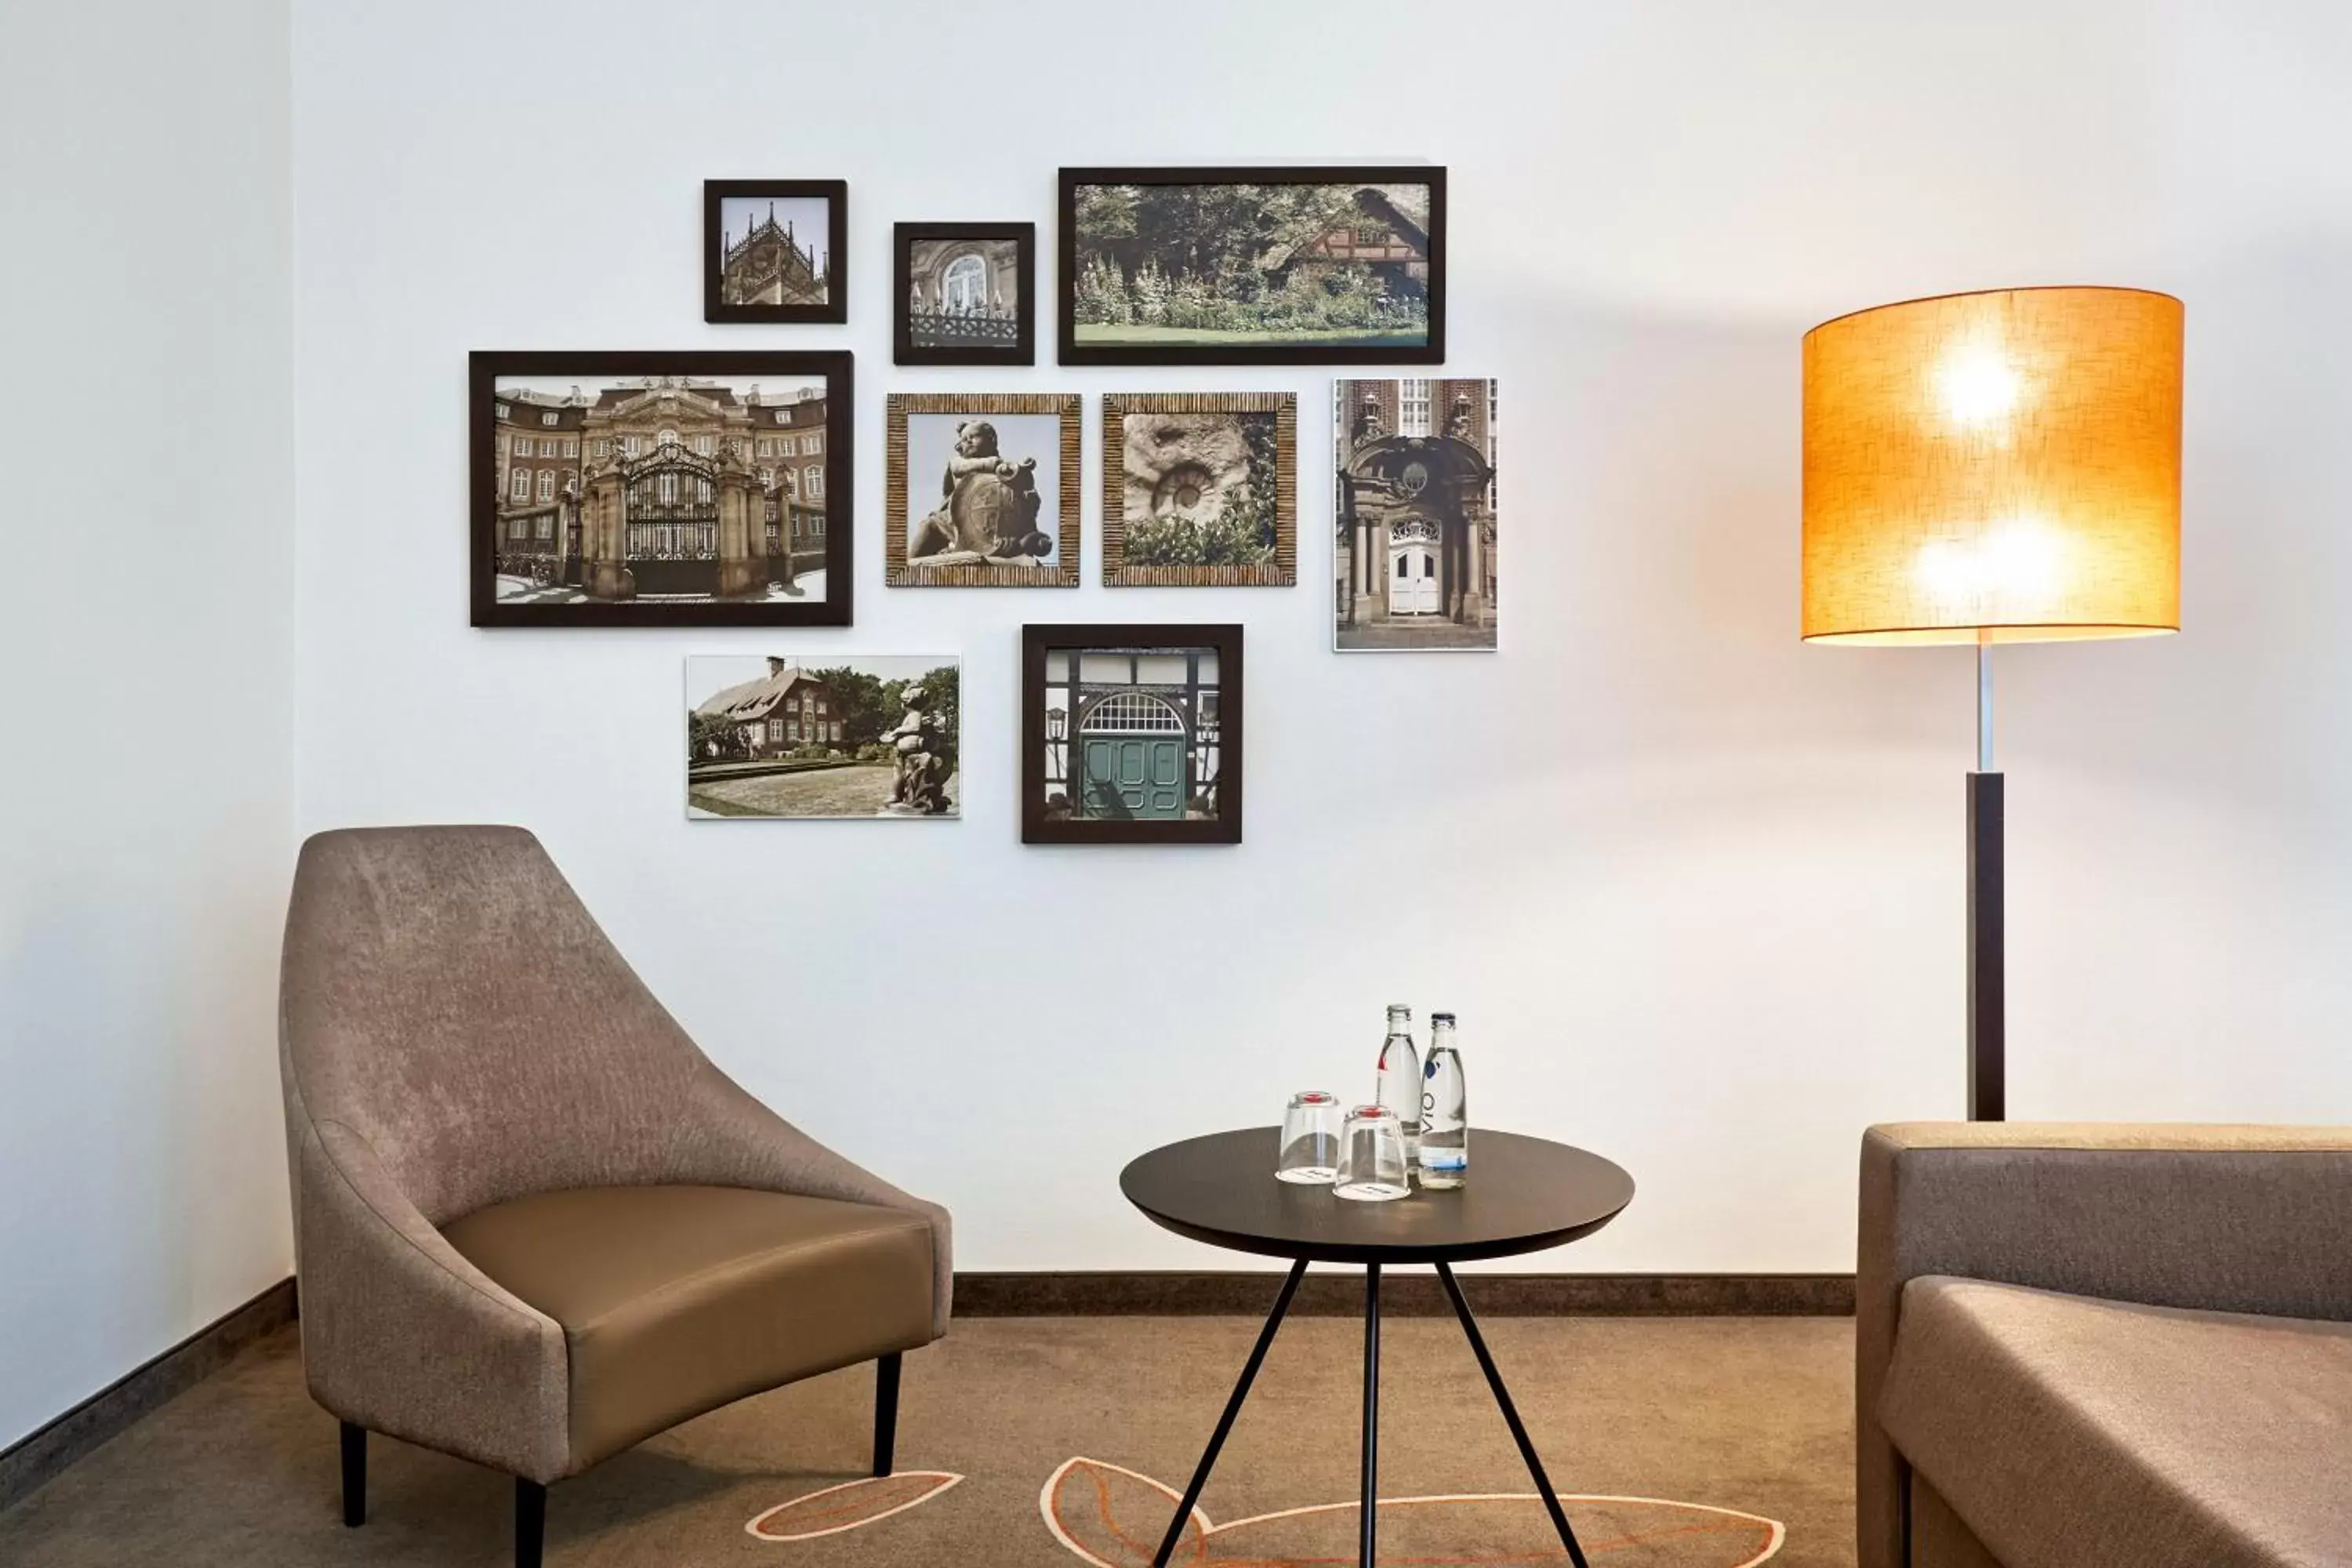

left=1060, top=167, right=1445, bottom=365
left=686, top=655, right=960, bottom=819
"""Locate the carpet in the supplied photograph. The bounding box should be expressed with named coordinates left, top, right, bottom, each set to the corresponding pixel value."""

left=0, top=1312, right=1854, bottom=1566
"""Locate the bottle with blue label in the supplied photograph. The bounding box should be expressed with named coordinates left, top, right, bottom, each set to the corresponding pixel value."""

left=1420, top=1012, right=1468, bottom=1187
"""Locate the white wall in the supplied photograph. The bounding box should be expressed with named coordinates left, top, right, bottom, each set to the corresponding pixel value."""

left=290, top=0, right=2352, bottom=1276
left=0, top=3, right=296, bottom=1447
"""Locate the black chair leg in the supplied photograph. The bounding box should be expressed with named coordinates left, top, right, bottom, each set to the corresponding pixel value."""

left=515, top=1478, right=546, bottom=1568
left=339, top=1422, right=367, bottom=1526
left=873, top=1352, right=902, bottom=1477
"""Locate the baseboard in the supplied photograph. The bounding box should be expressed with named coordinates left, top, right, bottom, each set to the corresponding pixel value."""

left=0, top=1277, right=297, bottom=1513
left=951, top=1271, right=1855, bottom=1317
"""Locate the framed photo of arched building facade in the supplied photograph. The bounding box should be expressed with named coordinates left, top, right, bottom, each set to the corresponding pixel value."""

left=470, top=351, right=854, bottom=628
left=1022, top=623, right=1243, bottom=846
left=894, top=223, right=1036, bottom=365
left=1334, top=377, right=1497, bottom=651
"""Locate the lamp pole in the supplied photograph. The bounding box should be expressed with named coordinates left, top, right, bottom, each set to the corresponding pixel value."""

left=1967, top=642, right=2004, bottom=1120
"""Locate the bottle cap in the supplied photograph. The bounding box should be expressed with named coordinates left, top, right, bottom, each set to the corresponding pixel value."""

left=1432, top=1011, right=1457, bottom=1024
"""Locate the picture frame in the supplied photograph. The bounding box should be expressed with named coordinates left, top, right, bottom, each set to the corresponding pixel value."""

left=1022, top=623, right=1243, bottom=846
left=687, top=654, right=961, bottom=820
left=1058, top=165, right=1446, bottom=366
left=1334, top=377, right=1500, bottom=652
left=705, top=180, right=848, bottom=325
left=1101, top=392, right=1297, bottom=587
left=470, top=350, right=854, bottom=629
left=885, top=393, right=1080, bottom=587
left=893, top=222, right=1036, bottom=365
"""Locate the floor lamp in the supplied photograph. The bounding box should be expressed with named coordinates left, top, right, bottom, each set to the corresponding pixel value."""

left=1800, top=286, right=2183, bottom=1120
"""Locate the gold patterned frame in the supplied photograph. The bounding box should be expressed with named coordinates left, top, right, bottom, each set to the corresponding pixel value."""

left=1101, top=392, right=1298, bottom=588
left=885, top=393, right=1082, bottom=587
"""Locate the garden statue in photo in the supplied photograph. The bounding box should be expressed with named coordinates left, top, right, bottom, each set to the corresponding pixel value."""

left=877, top=680, right=955, bottom=815
left=907, top=419, right=1051, bottom=564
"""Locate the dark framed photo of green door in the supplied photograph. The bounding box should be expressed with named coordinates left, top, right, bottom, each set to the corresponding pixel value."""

left=1022, top=623, right=1242, bottom=845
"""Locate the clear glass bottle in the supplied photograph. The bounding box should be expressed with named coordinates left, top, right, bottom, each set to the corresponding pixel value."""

left=1374, top=1004, right=1423, bottom=1166
left=1420, top=1012, right=1468, bottom=1188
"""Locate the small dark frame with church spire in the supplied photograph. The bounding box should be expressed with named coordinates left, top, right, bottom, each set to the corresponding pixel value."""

left=706, top=180, right=848, bottom=325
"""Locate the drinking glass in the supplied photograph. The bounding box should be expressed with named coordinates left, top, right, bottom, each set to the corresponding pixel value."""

left=1332, top=1104, right=1411, bottom=1201
left=1276, top=1091, right=1342, bottom=1183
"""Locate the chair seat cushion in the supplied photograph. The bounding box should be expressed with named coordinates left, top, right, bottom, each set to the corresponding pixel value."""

left=1880, top=1276, right=2352, bottom=1568
left=442, top=1184, right=934, bottom=1470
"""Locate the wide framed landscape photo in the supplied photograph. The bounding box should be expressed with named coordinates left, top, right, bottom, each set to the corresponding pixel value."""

left=886, top=393, right=1080, bottom=587
left=894, top=222, right=1036, bottom=365
left=705, top=180, right=848, bottom=324
left=687, top=654, right=960, bottom=819
left=1058, top=165, right=1445, bottom=365
left=1102, top=392, right=1296, bottom=587
left=1334, top=377, right=1499, bottom=651
left=470, top=351, right=854, bottom=628
left=1022, top=623, right=1243, bottom=846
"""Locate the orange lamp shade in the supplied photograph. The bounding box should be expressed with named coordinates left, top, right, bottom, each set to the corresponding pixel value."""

left=1802, top=285, right=2183, bottom=644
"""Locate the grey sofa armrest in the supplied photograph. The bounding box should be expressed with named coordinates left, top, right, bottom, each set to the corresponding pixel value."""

left=296, top=1118, right=572, bottom=1482
left=1856, top=1121, right=2352, bottom=1568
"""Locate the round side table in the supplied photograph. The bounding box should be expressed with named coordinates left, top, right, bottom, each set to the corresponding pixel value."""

left=1120, top=1127, right=1635, bottom=1568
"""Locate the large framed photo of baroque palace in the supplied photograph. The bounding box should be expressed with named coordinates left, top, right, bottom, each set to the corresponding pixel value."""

left=470, top=351, right=854, bottom=628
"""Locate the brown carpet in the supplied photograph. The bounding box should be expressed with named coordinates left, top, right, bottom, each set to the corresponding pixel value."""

left=0, top=1312, right=1854, bottom=1566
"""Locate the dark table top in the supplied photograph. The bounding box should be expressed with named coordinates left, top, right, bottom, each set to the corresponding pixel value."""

left=1120, top=1127, right=1635, bottom=1265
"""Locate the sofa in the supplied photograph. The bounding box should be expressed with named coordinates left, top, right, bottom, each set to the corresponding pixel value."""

left=1858, top=1122, right=2352, bottom=1567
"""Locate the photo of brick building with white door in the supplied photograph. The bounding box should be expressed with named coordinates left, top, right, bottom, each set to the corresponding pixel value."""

left=1333, top=377, right=1497, bottom=651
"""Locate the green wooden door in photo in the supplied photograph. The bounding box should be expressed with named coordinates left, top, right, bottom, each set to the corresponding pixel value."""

left=1078, top=693, right=1188, bottom=818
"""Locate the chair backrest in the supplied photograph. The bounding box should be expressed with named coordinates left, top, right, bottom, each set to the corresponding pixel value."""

left=280, top=826, right=717, bottom=1224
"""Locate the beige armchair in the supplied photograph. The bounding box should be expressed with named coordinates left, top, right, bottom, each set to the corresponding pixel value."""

left=1858, top=1123, right=2352, bottom=1568
left=278, top=826, right=949, bottom=1567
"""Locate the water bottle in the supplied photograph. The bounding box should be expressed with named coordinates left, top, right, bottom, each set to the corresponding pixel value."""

left=1374, top=1004, right=1423, bottom=1164
left=1420, top=1012, right=1468, bottom=1187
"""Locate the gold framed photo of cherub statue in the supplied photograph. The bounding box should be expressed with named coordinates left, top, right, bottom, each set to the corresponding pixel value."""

left=884, top=393, right=1080, bottom=588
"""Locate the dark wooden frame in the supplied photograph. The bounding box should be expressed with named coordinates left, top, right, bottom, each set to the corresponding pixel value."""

left=885, top=393, right=1080, bottom=586
left=704, top=180, right=848, bottom=325
left=1058, top=165, right=1446, bottom=367
left=1102, top=392, right=1296, bottom=587
left=1022, top=622, right=1243, bottom=846
left=893, top=222, right=1036, bottom=366
left=469, top=350, right=854, bottom=629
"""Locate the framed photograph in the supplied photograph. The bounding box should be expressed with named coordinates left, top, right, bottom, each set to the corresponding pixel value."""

left=1059, top=165, right=1445, bottom=365
left=1023, top=624, right=1241, bottom=845
left=1101, top=392, right=1295, bottom=587
left=886, top=393, right=1080, bottom=587
left=1334, top=378, right=1499, bottom=651
left=705, top=180, right=848, bottom=324
left=894, top=222, right=1036, bottom=365
left=470, top=351, right=853, bottom=629
left=687, top=655, right=960, bottom=819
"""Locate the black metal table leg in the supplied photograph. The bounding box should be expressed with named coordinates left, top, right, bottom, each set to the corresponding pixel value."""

left=1359, top=1261, right=1381, bottom=1568
left=1436, top=1261, right=1590, bottom=1568
left=1151, top=1258, right=1308, bottom=1568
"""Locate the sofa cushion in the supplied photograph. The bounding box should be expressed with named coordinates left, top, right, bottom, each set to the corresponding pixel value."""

left=442, top=1185, right=934, bottom=1472
left=1880, top=1276, right=2352, bottom=1568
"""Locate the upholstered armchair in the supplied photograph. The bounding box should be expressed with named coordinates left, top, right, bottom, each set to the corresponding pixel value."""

left=1858, top=1123, right=2352, bottom=1568
left=278, top=826, right=949, bottom=1567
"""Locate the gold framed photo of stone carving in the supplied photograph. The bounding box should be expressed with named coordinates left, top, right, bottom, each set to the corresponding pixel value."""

left=894, top=223, right=1036, bottom=365
left=470, top=351, right=853, bottom=629
left=705, top=180, right=848, bottom=325
left=1334, top=378, right=1499, bottom=652
left=1059, top=165, right=1445, bottom=365
left=686, top=655, right=960, bottom=819
left=1022, top=623, right=1242, bottom=846
left=1101, top=392, right=1296, bottom=587
left=885, top=394, right=1079, bottom=588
